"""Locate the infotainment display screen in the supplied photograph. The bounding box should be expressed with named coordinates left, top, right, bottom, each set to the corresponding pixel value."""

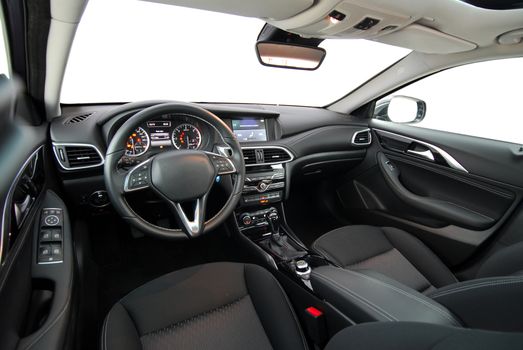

left=231, top=118, right=267, bottom=142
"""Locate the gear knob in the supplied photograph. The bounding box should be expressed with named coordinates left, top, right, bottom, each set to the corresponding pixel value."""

left=266, top=210, right=280, bottom=235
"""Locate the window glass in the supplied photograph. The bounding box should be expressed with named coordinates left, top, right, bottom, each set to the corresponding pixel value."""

left=0, top=13, right=10, bottom=78
left=375, top=58, right=523, bottom=144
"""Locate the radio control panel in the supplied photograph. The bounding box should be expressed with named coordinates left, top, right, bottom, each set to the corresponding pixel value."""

left=240, top=165, right=285, bottom=206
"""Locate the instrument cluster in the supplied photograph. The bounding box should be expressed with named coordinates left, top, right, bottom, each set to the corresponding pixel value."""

left=121, top=113, right=213, bottom=164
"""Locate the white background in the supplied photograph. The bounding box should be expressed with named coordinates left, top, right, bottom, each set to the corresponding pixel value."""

left=0, top=0, right=521, bottom=144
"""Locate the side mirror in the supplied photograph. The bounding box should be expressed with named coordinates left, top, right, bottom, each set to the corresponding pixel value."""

left=374, top=96, right=426, bottom=123
left=255, top=42, right=326, bottom=71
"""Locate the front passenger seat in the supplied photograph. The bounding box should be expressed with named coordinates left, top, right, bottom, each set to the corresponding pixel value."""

left=312, top=225, right=523, bottom=332
left=101, top=262, right=308, bottom=350
left=312, top=225, right=523, bottom=293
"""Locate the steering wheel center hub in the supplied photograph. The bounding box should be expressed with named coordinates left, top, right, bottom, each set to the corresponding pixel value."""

left=150, top=150, right=215, bottom=202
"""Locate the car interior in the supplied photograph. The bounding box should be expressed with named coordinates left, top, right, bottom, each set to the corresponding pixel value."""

left=1, top=0, right=523, bottom=349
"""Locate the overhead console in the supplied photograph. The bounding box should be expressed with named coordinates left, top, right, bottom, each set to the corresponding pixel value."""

left=266, top=0, right=477, bottom=54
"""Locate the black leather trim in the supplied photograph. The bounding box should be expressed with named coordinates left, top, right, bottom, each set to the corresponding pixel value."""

left=311, top=266, right=461, bottom=326
left=325, top=322, right=523, bottom=350
left=429, top=276, right=523, bottom=332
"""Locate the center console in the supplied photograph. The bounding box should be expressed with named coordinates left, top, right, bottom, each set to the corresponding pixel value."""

left=232, top=142, right=465, bottom=342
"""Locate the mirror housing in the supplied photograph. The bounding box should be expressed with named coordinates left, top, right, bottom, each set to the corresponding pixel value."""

left=374, top=96, right=426, bottom=123
left=255, top=42, right=326, bottom=71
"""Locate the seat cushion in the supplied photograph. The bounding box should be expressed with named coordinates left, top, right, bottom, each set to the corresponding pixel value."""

left=101, top=262, right=308, bottom=350
left=325, top=322, right=523, bottom=350
left=312, top=225, right=457, bottom=293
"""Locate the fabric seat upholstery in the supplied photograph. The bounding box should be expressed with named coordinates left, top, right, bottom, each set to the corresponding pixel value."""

left=324, top=322, right=523, bottom=350
left=101, top=262, right=308, bottom=350
left=313, top=225, right=523, bottom=295
left=312, top=225, right=457, bottom=293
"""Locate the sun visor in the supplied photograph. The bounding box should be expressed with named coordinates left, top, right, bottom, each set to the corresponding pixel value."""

left=373, top=24, right=477, bottom=54
left=143, top=0, right=314, bottom=21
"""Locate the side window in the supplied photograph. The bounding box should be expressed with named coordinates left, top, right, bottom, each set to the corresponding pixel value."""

left=0, top=12, right=10, bottom=78
left=373, top=57, right=523, bottom=144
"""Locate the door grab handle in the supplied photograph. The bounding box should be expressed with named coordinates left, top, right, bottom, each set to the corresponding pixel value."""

left=407, top=149, right=435, bottom=161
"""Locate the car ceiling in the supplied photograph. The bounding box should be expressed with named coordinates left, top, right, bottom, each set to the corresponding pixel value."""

left=41, top=0, right=523, bottom=118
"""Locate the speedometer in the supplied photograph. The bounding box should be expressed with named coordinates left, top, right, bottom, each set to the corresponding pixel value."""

left=171, top=124, right=202, bottom=150
left=125, top=127, right=150, bottom=157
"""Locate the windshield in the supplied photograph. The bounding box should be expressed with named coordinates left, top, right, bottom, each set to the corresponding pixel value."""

left=61, top=0, right=410, bottom=106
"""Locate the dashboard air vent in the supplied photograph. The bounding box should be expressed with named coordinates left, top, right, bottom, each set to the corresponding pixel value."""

left=65, top=146, right=102, bottom=168
left=64, top=112, right=93, bottom=125
left=241, top=146, right=293, bottom=166
left=53, top=143, right=104, bottom=170
left=352, top=129, right=372, bottom=145
left=242, top=149, right=257, bottom=166
left=263, top=148, right=291, bottom=163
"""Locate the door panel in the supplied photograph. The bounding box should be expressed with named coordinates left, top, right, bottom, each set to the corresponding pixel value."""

left=336, top=119, right=523, bottom=266
left=0, top=79, right=75, bottom=349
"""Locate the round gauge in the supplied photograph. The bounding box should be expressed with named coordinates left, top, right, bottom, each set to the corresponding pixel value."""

left=171, top=123, right=202, bottom=150
left=125, top=127, right=150, bottom=157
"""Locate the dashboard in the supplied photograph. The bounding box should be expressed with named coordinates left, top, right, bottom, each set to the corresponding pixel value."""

left=50, top=102, right=371, bottom=208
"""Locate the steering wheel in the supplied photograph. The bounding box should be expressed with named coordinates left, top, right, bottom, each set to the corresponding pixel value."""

left=104, top=102, right=245, bottom=239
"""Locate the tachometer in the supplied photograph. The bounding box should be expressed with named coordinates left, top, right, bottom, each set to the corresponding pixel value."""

left=171, top=124, right=202, bottom=150
left=125, top=127, right=150, bottom=156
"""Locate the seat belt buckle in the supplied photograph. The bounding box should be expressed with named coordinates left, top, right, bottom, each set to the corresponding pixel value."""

left=304, top=306, right=327, bottom=347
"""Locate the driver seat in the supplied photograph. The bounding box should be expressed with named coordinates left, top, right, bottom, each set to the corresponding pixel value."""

left=101, top=262, right=308, bottom=350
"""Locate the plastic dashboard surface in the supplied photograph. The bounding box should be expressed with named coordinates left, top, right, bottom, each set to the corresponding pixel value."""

left=52, top=102, right=372, bottom=173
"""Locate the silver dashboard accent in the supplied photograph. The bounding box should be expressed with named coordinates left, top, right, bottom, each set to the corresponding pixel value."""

left=242, top=146, right=294, bottom=167
left=351, top=128, right=372, bottom=146
left=374, top=129, right=468, bottom=173
left=1, top=145, right=44, bottom=266
left=52, top=142, right=105, bottom=170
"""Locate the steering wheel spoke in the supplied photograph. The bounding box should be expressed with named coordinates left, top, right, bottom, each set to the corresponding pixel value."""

left=169, top=194, right=208, bottom=238
left=206, top=152, right=238, bottom=175
left=123, top=158, right=153, bottom=193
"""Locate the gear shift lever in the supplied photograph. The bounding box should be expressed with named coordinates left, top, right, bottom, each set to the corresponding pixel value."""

left=266, top=209, right=284, bottom=246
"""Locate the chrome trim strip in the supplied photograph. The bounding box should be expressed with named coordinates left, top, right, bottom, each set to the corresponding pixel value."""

left=52, top=142, right=105, bottom=170
left=374, top=129, right=468, bottom=173
left=241, top=145, right=294, bottom=167
left=38, top=260, right=63, bottom=265
left=1, top=145, right=44, bottom=266
left=351, top=128, right=372, bottom=146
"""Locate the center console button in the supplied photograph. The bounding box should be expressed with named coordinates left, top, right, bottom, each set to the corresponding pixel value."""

left=242, top=215, right=253, bottom=226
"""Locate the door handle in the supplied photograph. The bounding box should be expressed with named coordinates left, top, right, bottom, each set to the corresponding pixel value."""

left=406, top=148, right=435, bottom=161
left=377, top=153, right=494, bottom=230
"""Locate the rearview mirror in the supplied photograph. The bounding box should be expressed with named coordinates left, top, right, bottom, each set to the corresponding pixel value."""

left=375, top=96, right=426, bottom=123
left=255, top=42, right=326, bottom=71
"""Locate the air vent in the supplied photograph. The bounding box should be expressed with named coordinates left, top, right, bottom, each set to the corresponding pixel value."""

left=241, top=146, right=294, bottom=167
left=53, top=143, right=104, bottom=170
left=352, top=129, right=372, bottom=146
left=263, top=148, right=291, bottom=163
left=242, top=149, right=257, bottom=166
left=64, top=112, right=93, bottom=125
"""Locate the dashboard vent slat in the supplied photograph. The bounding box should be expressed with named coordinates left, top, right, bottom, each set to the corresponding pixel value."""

left=64, top=112, right=93, bottom=125
left=241, top=146, right=293, bottom=166
left=263, top=149, right=291, bottom=163
left=53, top=144, right=104, bottom=170
left=352, top=129, right=372, bottom=146
left=242, top=149, right=257, bottom=166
